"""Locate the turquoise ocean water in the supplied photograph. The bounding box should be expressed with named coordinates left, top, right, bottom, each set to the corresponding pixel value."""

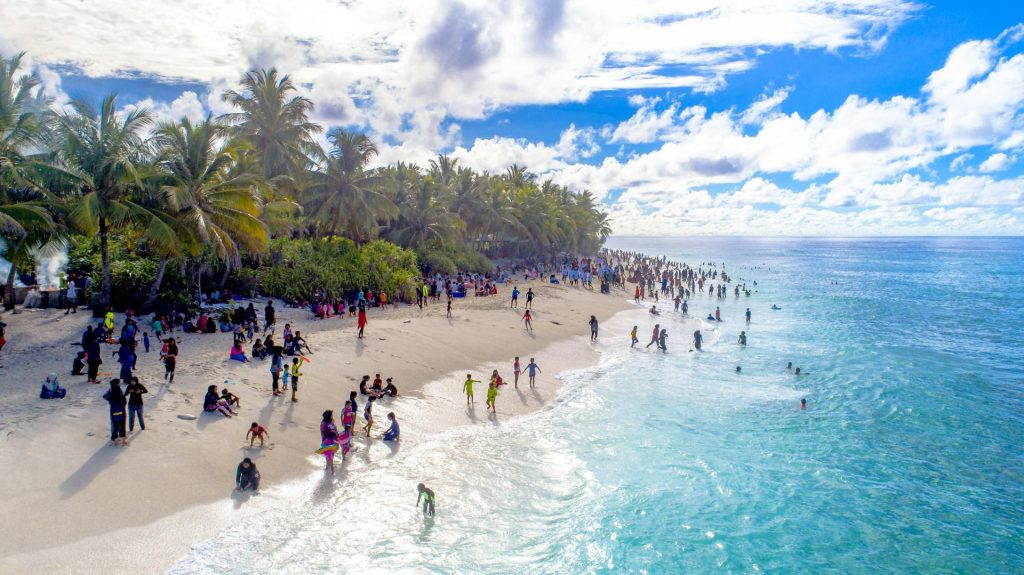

left=170, top=237, right=1024, bottom=574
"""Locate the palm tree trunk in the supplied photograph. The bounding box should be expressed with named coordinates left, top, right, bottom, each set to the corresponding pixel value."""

left=3, top=260, right=17, bottom=312
left=218, top=262, right=231, bottom=288
left=97, top=216, right=111, bottom=315
left=143, top=256, right=169, bottom=311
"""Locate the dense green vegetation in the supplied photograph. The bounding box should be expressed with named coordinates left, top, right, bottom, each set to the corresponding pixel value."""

left=0, top=53, right=612, bottom=311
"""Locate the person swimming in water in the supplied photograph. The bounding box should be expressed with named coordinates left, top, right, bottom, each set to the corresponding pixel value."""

left=786, top=361, right=792, bottom=370
left=738, top=331, right=747, bottom=345
left=800, top=398, right=807, bottom=409
left=771, top=304, right=781, bottom=310
left=735, top=366, right=741, bottom=373
left=650, top=305, right=659, bottom=316
left=795, top=367, right=807, bottom=375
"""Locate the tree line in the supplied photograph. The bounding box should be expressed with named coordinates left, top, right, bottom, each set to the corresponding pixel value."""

left=0, top=54, right=612, bottom=311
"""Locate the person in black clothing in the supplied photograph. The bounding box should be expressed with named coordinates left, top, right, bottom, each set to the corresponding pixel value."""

left=72, top=351, right=87, bottom=376
left=236, top=458, right=260, bottom=492
left=125, top=377, right=148, bottom=431
left=82, top=325, right=103, bottom=383
left=103, top=379, right=128, bottom=446
left=263, top=301, right=276, bottom=336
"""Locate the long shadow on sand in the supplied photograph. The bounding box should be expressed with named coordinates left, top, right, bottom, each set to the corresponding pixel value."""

left=60, top=444, right=123, bottom=499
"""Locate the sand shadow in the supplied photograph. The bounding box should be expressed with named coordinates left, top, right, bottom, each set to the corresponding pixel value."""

left=354, top=338, right=366, bottom=357
left=257, top=394, right=281, bottom=427
left=465, top=404, right=479, bottom=423
left=196, top=410, right=232, bottom=431
left=60, top=443, right=123, bottom=499
left=516, top=388, right=528, bottom=405
left=384, top=439, right=401, bottom=458
left=230, top=487, right=255, bottom=509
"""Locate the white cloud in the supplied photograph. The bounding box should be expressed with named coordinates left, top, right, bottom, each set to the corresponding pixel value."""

left=0, top=0, right=918, bottom=144
left=122, top=91, right=207, bottom=126
left=979, top=152, right=1013, bottom=173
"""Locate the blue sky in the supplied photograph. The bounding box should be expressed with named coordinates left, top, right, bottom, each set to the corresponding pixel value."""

left=2, top=0, right=1022, bottom=235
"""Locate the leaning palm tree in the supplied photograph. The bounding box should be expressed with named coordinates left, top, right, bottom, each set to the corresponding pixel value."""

left=220, top=68, right=321, bottom=182
left=51, top=94, right=167, bottom=312
left=304, top=128, right=397, bottom=243
left=150, top=116, right=269, bottom=302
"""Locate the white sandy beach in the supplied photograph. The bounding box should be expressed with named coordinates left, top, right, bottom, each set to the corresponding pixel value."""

left=0, top=279, right=635, bottom=574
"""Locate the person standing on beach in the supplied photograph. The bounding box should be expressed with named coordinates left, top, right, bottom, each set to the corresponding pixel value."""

left=513, top=357, right=521, bottom=388
left=646, top=324, right=660, bottom=348
left=525, top=288, right=534, bottom=310
left=463, top=374, right=479, bottom=405
left=630, top=325, right=639, bottom=346
left=357, top=305, right=368, bottom=339
left=511, top=286, right=520, bottom=308
left=82, top=325, right=102, bottom=383
left=65, top=275, right=78, bottom=314
left=589, top=315, right=599, bottom=341
left=525, top=358, right=541, bottom=388
left=103, top=379, right=128, bottom=446
left=125, top=377, right=148, bottom=432
left=263, top=301, right=276, bottom=336
left=522, top=309, right=533, bottom=331
left=289, top=357, right=302, bottom=402
left=363, top=395, right=376, bottom=436
left=446, top=298, right=452, bottom=319
left=162, top=338, right=177, bottom=382
left=486, top=380, right=498, bottom=413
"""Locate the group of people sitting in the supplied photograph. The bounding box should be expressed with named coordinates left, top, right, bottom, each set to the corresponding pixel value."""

left=233, top=323, right=311, bottom=363
left=358, top=373, right=399, bottom=398
left=204, top=383, right=241, bottom=417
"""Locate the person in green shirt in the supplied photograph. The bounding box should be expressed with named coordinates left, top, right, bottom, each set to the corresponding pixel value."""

left=290, top=357, right=302, bottom=402
left=416, top=483, right=436, bottom=517
left=486, top=380, right=498, bottom=413
left=463, top=374, right=479, bottom=405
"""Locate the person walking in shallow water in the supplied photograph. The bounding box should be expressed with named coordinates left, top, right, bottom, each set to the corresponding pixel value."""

left=417, top=483, right=436, bottom=517
left=646, top=324, right=660, bottom=348
left=589, top=315, right=599, bottom=341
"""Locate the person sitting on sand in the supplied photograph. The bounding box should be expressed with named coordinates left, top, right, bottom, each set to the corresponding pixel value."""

left=204, top=384, right=235, bottom=417
left=292, top=330, right=312, bottom=355
left=235, top=458, right=260, bottom=493
left=383, top=378, right=398, bottom=397
left=40, top=373, right=67, bottom=399
left=247, top=422, right=269, bottom=447
left=72, top=351, right=87, bottom=376
left=222, top=387, right=241, bottom=408
left=251, top=338, right=267, bottom=360
left=382, top=412, right=400, bottom=441
left=230, top=341, right=249, bottom=362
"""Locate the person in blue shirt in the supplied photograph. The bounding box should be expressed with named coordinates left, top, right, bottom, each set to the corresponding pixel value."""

left=382, top=412, right=400, bottom=441
left=511, top=286, right=520, bottom=308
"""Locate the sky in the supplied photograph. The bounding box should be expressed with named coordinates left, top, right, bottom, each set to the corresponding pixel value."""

left=1, top=0, right=1023, bottom=236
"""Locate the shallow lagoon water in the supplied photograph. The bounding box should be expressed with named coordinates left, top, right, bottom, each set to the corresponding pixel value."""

left=170, top=237, right=1024, bottom=574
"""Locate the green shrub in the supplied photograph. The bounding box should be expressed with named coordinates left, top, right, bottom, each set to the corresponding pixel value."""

left=240, top=237, right=419, bottom=302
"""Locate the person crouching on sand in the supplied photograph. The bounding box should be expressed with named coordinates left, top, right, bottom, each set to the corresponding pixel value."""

left=236, top=458, right=260, bottom=493
left=247, top=422, right=269, bottom=447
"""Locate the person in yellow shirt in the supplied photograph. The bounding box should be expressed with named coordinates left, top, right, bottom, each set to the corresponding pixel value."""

left=463, top=373, right=479, bottom=405
left=290, top=357, right=302, bottom=402
left=486, top=380, right=498, bottom=413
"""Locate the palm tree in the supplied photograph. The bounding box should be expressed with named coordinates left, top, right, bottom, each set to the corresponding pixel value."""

left=389, top=177, right=459, bottom=248
left=220, top=68, right=320, bottom=182
left=52, top=94, right=159, bottom=313
left=304, top=129, right=397, bottom=243
left=150, top=116, right=269, bottom=304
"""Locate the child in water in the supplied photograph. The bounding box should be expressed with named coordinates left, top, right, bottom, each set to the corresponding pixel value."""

left=417, top=483, right=436, bottom=517
left=463, top=374, right=479, bottom=405
left=630, top=325, right=638, bottom=346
